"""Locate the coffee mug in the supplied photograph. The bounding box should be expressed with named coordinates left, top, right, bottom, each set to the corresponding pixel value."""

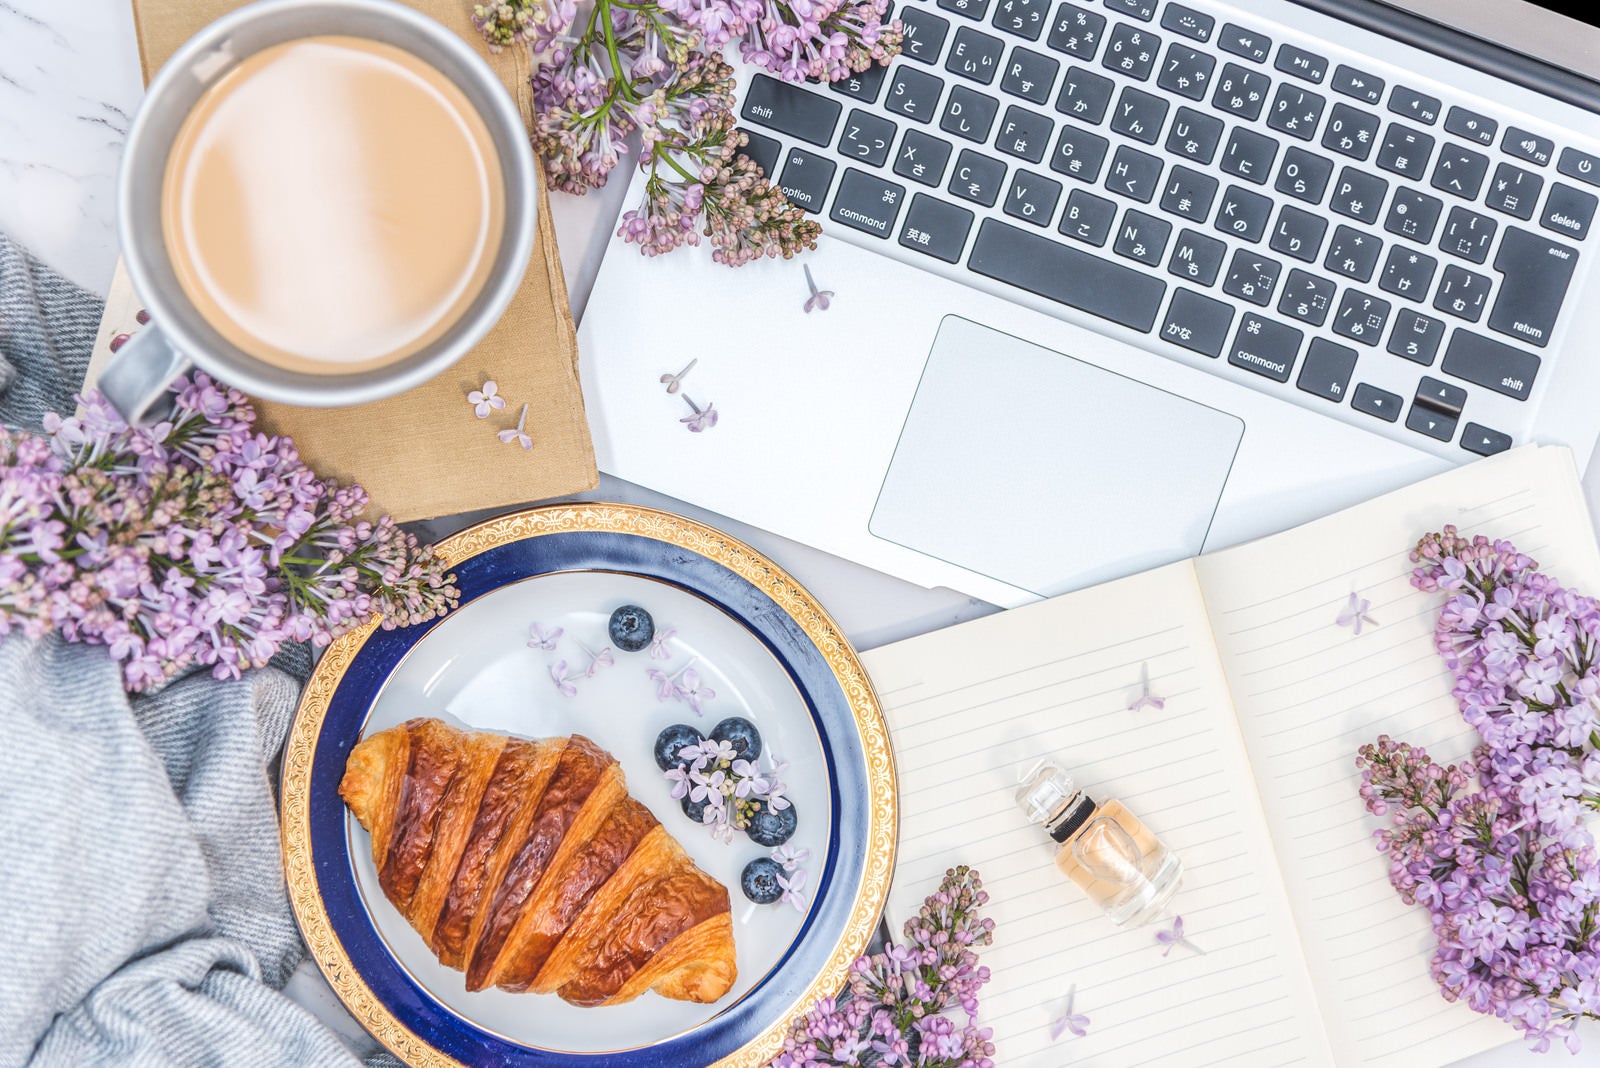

left=103, top=0, right=537, bottom=424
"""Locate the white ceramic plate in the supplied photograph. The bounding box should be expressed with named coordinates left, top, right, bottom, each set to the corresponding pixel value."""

left=350, top=570, right=830, bottom=1051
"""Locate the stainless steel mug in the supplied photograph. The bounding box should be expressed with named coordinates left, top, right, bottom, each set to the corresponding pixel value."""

left=103, top=0, right=537, bottom=423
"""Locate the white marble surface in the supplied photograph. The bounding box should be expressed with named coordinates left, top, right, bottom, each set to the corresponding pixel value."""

left=0, top=0, right=1593, bottom=1063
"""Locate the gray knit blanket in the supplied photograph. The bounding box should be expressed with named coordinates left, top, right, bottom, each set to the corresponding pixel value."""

left=0, top=234, right=391, bottom=1067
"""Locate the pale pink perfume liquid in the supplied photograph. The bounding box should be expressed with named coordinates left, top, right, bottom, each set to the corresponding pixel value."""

left=1016, top=760, right=1183, bottom=925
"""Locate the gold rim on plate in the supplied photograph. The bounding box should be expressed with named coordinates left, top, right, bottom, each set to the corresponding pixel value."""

left=280, top=502, right=898, bottom=1067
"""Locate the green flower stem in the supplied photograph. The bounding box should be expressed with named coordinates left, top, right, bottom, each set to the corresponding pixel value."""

left=658, top=150, right=699, bottom=184
left=596, top=0, right=638, bottom=103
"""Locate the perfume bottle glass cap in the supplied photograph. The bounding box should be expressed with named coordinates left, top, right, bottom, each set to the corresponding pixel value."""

left=1015, top=759, right=1080, bottom=826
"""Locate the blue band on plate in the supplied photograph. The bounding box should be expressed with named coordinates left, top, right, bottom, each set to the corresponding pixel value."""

left=307, top=530, right=865, bottom=1065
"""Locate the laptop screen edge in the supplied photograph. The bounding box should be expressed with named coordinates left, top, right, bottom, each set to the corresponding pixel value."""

left=1291, top=0, right=1600, bottom=105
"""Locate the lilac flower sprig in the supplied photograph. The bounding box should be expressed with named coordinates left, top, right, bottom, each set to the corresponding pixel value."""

left=615, top=54, right=822, bottom=265
left=1353, top=528, right=1600, bottom=1053
left=1409, top=527, right=1600, bottom=799
left=0, top=374, right=457, bottom=690
left=477, top=0, right=899, bottom=265
left=665, top=0, right=903, bottom=83
left=663, top=736, right=789, bottom=843
left=769, top=866, right=995, bottom=1068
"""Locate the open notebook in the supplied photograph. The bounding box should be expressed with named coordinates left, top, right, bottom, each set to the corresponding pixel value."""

left=862, top=445, right=1600, bottom=1068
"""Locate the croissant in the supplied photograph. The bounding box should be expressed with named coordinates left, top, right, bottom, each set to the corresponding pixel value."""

left=339, top=717, right=736, bottom=1006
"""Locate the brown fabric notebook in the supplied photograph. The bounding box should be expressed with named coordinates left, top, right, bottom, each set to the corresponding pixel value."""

left=87, top=0, right=597, bottom=521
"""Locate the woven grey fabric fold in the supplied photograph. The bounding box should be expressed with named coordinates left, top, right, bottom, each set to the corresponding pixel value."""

left=0, top=634, right=373, bottom=1068
left=0, top=235, right=102, bottom=429
left=0, top=233, right=395, bottom=1067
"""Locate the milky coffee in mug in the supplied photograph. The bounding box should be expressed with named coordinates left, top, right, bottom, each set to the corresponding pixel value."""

left=105, top=0, right=537, bottom=423
left=161, top=35, right=504, bottom=375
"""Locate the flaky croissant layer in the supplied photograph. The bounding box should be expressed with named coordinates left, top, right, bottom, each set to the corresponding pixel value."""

left=340, top=717, right=736, bottom=1006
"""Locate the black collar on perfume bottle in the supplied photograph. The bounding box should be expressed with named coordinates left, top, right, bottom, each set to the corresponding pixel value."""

left=1049, top=794, right=1098, bottom=844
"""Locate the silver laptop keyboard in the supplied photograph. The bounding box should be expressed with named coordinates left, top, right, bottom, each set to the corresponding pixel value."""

left=734, top=0, right=1599, bottom=458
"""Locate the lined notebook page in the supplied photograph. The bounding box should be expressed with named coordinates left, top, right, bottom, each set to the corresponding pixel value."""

left=864, top=562, right=1333, bottom=1068
left=1195, top=446, right=1600, bottom=1068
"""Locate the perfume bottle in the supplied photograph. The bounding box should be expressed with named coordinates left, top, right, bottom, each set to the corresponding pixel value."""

left=1015, top=759, right=1182, bottom=926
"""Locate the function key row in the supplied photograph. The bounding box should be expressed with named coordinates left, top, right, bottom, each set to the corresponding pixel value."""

left=926, top=0, right=1593, bottom=180
left=964, top=0, right=1599, bottom=195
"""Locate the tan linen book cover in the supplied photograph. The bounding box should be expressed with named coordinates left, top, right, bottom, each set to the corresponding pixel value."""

left=87, top=0, right=597, bottom=521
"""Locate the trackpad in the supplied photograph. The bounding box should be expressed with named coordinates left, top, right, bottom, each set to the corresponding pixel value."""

left=870, top=316, right=1244, bottom=597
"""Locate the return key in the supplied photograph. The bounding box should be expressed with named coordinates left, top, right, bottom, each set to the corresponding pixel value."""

left=1487, top=228, right=1578, bottom=349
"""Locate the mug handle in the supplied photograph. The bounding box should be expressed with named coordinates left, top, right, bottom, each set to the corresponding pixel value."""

left=98, top=325, right=192, bottom=426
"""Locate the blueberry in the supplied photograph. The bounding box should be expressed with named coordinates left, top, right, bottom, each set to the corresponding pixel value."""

left=682, top=793, right=712, bottom=824
left=654, top=723, right=704, bottom=771
left=710, top=716, right=762, bottom=761
left=746, top=799, right=797, bottom=847
left=608, top=605, right=655, bottom=652
left=741, top=857, right=784, bottom=904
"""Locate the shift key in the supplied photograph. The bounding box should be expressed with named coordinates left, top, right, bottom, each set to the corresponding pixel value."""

left=742, top=74, right=842, bottom=146
left=1488, top=228, right=1578, bottom=349
left=1442, top=331, right=1540, bottom=401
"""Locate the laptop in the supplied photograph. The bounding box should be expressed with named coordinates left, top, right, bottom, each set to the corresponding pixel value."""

left=579, top=0, right=1600, bottom=608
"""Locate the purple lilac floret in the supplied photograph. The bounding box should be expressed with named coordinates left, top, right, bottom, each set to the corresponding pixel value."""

left=777, top=866, right=808, bottom=911
left=527, top=621, right=563, bottom=651
left=1337, top=591, right=1378, bottom=634
left=0, top=373, right=457, bottom=690
left=768, top=866, right=996, bottom=1068
left=773, top=842, right=810, bottom=871
left=648, top=625, right=677, bottom=659
left=648, top=659, right=717, bottom=713
left=1356, top=527, right=1600, bottom=1053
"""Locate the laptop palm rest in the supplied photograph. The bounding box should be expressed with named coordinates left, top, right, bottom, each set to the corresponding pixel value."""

left=869, top=316, right=1246, bottom=598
